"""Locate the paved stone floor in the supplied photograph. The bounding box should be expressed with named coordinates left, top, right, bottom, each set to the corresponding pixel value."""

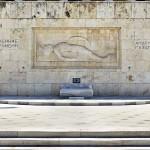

left=0, top=103, right=150, bottom=131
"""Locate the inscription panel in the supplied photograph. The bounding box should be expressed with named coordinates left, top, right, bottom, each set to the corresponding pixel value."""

left=135, top=40, right=150, bottom=50
left=33, top=27, right=120, bottom=69
left=0, top=39, right=19, bottom=50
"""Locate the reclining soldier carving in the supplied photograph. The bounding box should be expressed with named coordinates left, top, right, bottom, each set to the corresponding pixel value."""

left=37, top=36, right=115, bottom=62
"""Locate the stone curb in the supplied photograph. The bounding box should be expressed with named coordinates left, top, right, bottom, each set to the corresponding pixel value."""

left=0, top=99, right=150, bottom=106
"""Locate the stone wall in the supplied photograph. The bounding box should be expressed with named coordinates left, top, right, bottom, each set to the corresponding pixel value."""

left=0, top=1, right=150, bottom=96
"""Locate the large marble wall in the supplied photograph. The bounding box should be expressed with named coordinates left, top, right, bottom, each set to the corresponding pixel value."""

left=0, top=1, right=150, bottom=96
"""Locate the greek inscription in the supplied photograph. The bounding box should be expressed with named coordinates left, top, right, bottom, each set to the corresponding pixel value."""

left=0, top=39, right=19, bottom=50
left=135, top=40, right=150, bottom=50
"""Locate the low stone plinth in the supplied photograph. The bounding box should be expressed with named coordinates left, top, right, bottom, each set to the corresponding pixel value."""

left=60, top=84, right=93, bottom=98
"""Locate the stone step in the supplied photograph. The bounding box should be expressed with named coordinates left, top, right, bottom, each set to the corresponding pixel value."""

left=1, top=131, right=150, bottom=138
left=0, top=147, right=149, bottom=150
left=0, top=138, right=150, bottom=146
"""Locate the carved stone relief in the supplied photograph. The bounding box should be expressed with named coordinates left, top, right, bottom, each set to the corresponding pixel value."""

left=33, top=27, right=120, bottom=69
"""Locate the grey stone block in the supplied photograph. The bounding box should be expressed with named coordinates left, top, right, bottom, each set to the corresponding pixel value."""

left=60, top=84, right=93, bottom=98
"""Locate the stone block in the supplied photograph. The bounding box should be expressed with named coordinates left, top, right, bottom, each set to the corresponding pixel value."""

left=142, top=50, right=150, bottom=61
left=0, top=84, right=17, bottom=96
left=97, top=3, right=114, bottom=18
left=0, top=72, right=9, bottom=84
left=134, top=60, right=150, bottom=72
left=85, top=19, right=97, bottom=27
left=10, top=50, right=28, bottom=62
left=121, top=39, right=135, bottom=50
left=32, top=2, right=47, bottom=19
left=146, top=3, right=150, bottom=18
left=94, top=72, right=110, bottom=83
left=121, top=28, right=135, bottom=40
left=143, top=29, right=150, bottom=39
left=9, top=2, right=18, bottom=18
left=60, top=84, right=93, bottom=97
left=47, top=2, right=63, bottom=18
left=140, top=84, right=150, bottom=96
left=119, top=83, right=141, bottom=96
left=27, top=71, right=50, bottom=84
left=4, top=19, right=19, bottom=29
left=125, top=72, right=144, bottom=83
left=134, top=29, right=145, bottom=40
left=132, top=3, right=146, bottom=18
left=34, top=84, right=51, bottom=96
left=93, top=84, right=120, bottom=96
left=126, top=49, right=143, bottom=61
left=132, top=19, right=144, bottom=29
left=17, top=2, right=32, bottom=19
left=9, top=72, right=26, bottom=83
left=0, top=2, right=10, bottom=19
left=0, top=131, right=18, bottom=138
left=96, top=19, right=119, bottom=28
left=51, top=84, right=60, bottom=96
left=17, top=84, right=34, bottom=96
left=0, top=50, right=10, bottom=61
left=115, top=3, right=132, bottom=18
left=79, top=3, right=96, bottom=19
left=56, top=19, right=85, bottom=27
left=27, top=71, right=74, bottom=84
left=62, top=2, right=79, bottom=19
left=2, top=61, right=19, bottom=72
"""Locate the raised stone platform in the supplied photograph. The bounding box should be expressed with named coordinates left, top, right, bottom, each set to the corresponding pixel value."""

left=60, top=84, right=93, bottom=98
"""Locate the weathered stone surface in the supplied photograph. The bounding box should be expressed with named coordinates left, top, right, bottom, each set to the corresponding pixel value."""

left=17, top=2, right=32, bottom=18
left=146, top=3, right=150, bottom=18
left=97, top=3, right=114, bottom=18
left=17, top=84, right=34, bottom=96
left=0, top=84, right=17, bottom=96
left=63, top=2, right=79, bottom=19
left=115, top=3, right=132, bottom=18
left=32, top=2, right=46, bottom=19
left=79, top=3, right=96, bottom=19
left=132, top=3, right=146, bottom=18
left=9, top=72, right=26, bottom=83
left=9, top=2, right=18, bottom=18
left=0, top=2, right=10, bottom=19
left=34, top=84, right=51, bottom=96
left=47, top=2, right=63, bottom=18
